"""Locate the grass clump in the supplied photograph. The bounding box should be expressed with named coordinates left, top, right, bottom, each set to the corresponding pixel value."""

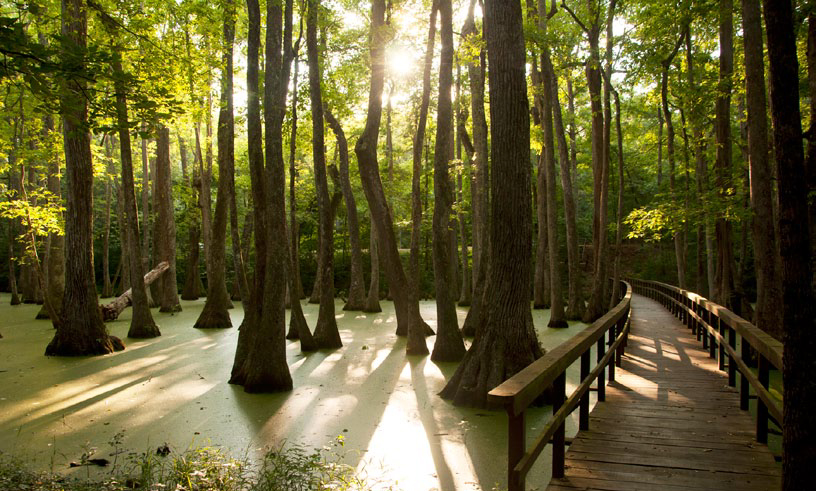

left=0, top=437, right=393, bottom=491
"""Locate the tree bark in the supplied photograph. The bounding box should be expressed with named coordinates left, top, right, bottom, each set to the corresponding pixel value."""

left=806, top=14, right=816, bottom=289
left=714, top=0, right=735, bottom=308
left=567, top=75, right=579, bottom=189
left=307, top=0, right=342, bottom=347
left=36, top=114, right=65, bottom=319
left=325, top=109, right=366, bottom=311
left=140, top=128, right=155, bottom=308
left=540, top=42, right=567, bottom=327
left=46, top=0, right=113, bottom=356
left=742, top=0, right=782, bottom=340
left=547, top=55, right=583, bottom=320
left=440, top=0, right=542, bottom=407
left=657, top=104, right=663, bottom=189
left=534, top=146, right=551, bottom=310
left=430, top=0, right=465, bottom=362
left=289, top=52, right=305, bottom=300
left=107, top=50, right=161, bottom=338
left=661, top=30, right=687, bottom=288
left=581, top=0, right=609, bottom=323
left=364, top=217, right=382, bottom=312
left=194, top=0, right=235, bottom=329
left=180, top=133, right=202, bottom=300
left=461, top=0, right=489, bottom=337
left=229, top=0, right=293, bottom=391
left=354, top=0, right=432, bottom=355
left=685, top=26, right=711, bottom=297
left=410, top=0, right=437, bottom=296
left=762, top=0, right=816, bottom=487
left=610, top=89, right=625, bottom=307
left=155, top=126, right=181, bottom=313
left=101, top=135, right=114, bottom=298
left=229, top=199, right=249, bottom=307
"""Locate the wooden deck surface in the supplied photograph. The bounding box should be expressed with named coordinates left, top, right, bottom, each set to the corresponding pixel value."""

left=546, top=293, right=781, bottom=491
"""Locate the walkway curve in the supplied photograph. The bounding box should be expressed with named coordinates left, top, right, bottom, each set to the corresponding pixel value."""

left=546, top=293, right=781, bottom=491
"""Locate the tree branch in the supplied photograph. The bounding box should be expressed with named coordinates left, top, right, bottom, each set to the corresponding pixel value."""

left=561, top=1, right=589, bottom=34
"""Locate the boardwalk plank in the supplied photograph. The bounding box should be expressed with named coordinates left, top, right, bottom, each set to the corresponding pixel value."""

left=544, top=293, right=781, bottom=491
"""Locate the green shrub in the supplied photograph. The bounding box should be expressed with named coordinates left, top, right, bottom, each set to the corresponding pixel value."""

left=0, top=437, right=393, bottom=491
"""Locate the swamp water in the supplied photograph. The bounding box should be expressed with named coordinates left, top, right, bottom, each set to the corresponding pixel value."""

left=0, top=295, right=597, bottom=490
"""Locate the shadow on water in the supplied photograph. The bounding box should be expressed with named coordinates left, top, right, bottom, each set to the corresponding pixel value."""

left=0, top=295, right=589, bottom=489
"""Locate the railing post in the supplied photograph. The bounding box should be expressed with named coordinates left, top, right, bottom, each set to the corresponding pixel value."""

left=552, top=372, right=566, bottom=479
left=616, top=315, right=626, bottom=367
left=709, top=317, right=717, bottom=359
left=507, top=410, right=525, bottom=491
left=608, top=320, right=619, bottom=382
left=757, top=355, right=769, bottom=444
left=596, top=336, right=606, bottom=402
left=718, top=320, right=726, bottom=371
left=740, top=334, right=750, bottom=411
left=580, top=351, right=590, bottom=430
left=702, top=311, right=709, bottom=348
left=728, top=325, right=737, bottom=386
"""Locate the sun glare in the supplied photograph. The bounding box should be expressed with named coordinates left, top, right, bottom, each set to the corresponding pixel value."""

left=385, top=44, right=416, bottom=79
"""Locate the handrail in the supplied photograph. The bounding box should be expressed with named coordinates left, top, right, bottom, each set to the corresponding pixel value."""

left=487, top=280, right=632, bottom=491
left=627, top=278, right=783, bottom=446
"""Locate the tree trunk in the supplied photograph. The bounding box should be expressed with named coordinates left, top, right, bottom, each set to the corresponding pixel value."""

left=566, top=75, right=578, bottom=189
left=354, top=0, right=432, bottom=355
left=194, top=0, right=235, bottom=330
left=155, top=126, right=181, bottom=313
left=410, top=0, right=438, bottom=295
left=657, top=104, right=664, bottom=189
left=430, top=0, right=465, bottom=362
left=762, top=0, right=816, bottom=487
left=440, top=0, right=541, bottom=407
left=229, top=198, right=249, bottom=308
left=229, top=0, right=293, bottom=392
left=547, top=55, right=583, bottom=320
left=685, top=27, right=710, bottom=297
left=364, top=217, right=382, bottom=312
left=534, top=147, right=551, bottom=309
left=101, top=261, right=169, bottom=322
left=456, top=111, right=472, bottom=306
left=140, top=127, right=155, bottom=308
left=289, top=53, right=305, bottom=300
left=461, top=0, right=489, bottom=337
left=308, top=176, right=343, bottom=305
left=101, top=135, right=114, bottom=298
left=180, top=130, right=202, bottom=300
left=713, top=0, right=736, bottom=308
left=610, top=90, right=625, bottom=307
left=742, top=0, right=782, bottom=340
left=582, top=2, right=609, bottom=323
left=661, top=31, right=686, bottom=288
left=325, top=109, right=366, bottom=311
left=7, top=215, right=20, bottom=305
left=37, top=114, right=64, bottom=319
left=539, top=35, right=567, bottom=327
left=108, top=51, right=161, bottom=338
left=46, top=0, right=113, bottom=356
left=307, top=0, right=342, bottom=348
left=115, top=173, right=131, bottom=293
left=806, top=14, right=816, bottom=289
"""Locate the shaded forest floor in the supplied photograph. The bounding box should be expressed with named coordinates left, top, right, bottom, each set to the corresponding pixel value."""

left=0, top=295, right=595, bottom=491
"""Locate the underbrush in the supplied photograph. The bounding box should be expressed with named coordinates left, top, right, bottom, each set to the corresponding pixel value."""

left=0, top=437, right=396, bottom=491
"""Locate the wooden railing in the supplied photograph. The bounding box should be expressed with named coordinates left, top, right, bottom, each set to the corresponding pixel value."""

left=628, top=278, right=783, bottom=446
left=487, top=281, right=632, bottom=491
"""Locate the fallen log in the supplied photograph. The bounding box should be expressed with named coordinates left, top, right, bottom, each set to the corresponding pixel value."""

left=101, top=261, right=169, bottom=321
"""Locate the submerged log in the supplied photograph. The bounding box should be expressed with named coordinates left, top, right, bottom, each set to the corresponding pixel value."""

left=101, top=261, right=169, bottom=322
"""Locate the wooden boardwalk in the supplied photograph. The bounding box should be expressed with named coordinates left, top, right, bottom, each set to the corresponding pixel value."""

left=546, top=293, right=781, bottom=491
